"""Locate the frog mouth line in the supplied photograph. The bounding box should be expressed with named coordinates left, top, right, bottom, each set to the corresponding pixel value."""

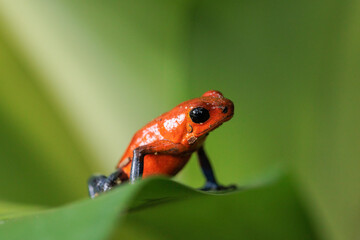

left=195, top=113, right=233, bottom=136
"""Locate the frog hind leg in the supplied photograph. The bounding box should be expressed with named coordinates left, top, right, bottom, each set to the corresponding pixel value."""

left=129, top=141, right=188, bottom=183
left=88, top=169, right=124, bottom=198
left=88, top=175, right=107, bottom=198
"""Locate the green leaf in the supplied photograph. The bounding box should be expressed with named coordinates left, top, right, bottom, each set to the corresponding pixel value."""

left=0, top=173, right=318, bottom=240
left=0, top=201, right=44, bottom=220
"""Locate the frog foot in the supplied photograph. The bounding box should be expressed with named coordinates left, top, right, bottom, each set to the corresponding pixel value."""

left=200, top=182, right=237, bottom=192
left=88, top=169, right=124, bottom=198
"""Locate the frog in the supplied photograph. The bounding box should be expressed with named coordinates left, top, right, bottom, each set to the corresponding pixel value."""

left=88, top=90, right=235, bottom=198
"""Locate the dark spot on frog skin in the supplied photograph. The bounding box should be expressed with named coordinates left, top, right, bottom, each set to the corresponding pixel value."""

left=187, top=136, right=197, bottom=145
left=187, top=124, right=193, bottom=133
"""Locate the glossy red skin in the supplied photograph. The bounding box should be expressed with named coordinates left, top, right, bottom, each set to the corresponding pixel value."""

left=117, top=90, right=234, bottom=180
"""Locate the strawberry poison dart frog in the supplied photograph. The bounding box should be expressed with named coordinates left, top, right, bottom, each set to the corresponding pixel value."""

left=88, top=90, right=235, bottom=198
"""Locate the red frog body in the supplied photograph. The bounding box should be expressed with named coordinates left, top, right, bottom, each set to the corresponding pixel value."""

left=117, top=90, right=234, bottom=180
left=88, top=90, right=235, bottom=198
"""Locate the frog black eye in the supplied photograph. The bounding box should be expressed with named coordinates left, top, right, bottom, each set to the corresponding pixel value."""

left=189, top=107, right=210, bottom=124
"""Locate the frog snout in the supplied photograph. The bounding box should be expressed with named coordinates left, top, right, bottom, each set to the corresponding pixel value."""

left=224, top=100, right=234, bottom=119
left=222, top=106, right=228, bottom=113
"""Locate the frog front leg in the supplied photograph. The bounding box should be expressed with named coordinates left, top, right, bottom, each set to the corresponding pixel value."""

left=130, top=140, right=186, bottom=183
left=197, top=146, right=236, bottom=191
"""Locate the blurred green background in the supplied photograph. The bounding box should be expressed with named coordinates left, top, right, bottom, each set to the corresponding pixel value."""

left=0, top=1, right=359, bottom=240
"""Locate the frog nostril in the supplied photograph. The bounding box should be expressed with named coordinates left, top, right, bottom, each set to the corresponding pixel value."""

left=222, top=106, right=228, bottom=114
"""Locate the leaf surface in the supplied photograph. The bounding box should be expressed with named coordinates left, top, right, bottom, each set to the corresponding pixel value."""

left=0, top=174, right=318, bottom=240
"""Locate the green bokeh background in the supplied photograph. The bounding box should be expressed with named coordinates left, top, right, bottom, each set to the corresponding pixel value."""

left=0, top=1, right=359, bottom=240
